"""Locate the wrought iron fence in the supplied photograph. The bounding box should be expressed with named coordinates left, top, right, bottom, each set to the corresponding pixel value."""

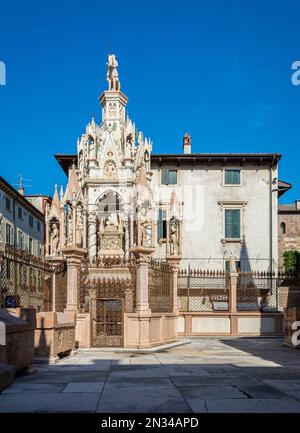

left=148, top=259, right=173, bottom=313
left=80, top=257, right=136, bottom=313
left=178, top=267, right=230, bottom=312
left=0, top=245, right=53, bottom=311
left=237, top=271, right=300, bottom=312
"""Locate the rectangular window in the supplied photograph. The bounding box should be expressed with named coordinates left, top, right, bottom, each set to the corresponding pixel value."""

left=29, top=215, right=34, bottom=227
left=18, top=230, right=24, bottom=250
left=18, top=207, right=23, bottom=219
left=37, top=221, right=41, bottom=232
left=157, top=208, right=167, bottom=240
left=225, top=169, right=241, bottom=185
left=6, top=223, right=14, bottom=245
left=225, top=209, right=241, bottom=239
left=29, top=237, right=33, bottom=255
left=161, top=169, right=177, bottom=185
left=5, top=197, right=11, bottom=211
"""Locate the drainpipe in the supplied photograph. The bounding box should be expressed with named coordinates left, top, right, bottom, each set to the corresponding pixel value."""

left=269, top=167, right=273, bottom=273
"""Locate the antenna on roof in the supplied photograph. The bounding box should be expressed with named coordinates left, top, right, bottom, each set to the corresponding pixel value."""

left=13, top=174, right=33, bottom=196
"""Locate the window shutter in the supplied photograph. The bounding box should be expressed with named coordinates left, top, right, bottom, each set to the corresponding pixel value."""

left=225, top=170, right=240, bottom=185
left=157, top=208, right=164, bottom=239
left=161, top=169, right=169, bottom=185
left=225, top=210, right=240, bottom=238
left=169, top=170, right=177, bottom=185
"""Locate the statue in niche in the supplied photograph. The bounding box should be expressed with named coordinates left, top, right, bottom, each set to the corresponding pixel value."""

left=76, top=205, right=84, bottom=247
left=0, top=213, right=3, bottom=243
left=140, top=206, right=152, bottom=247
left=67, top=210, right=73, bottom=244
left=50, top=223, right=60, bottom=256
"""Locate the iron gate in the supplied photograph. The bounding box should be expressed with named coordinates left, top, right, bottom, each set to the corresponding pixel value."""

left=91, top=298, right=123, bottom=347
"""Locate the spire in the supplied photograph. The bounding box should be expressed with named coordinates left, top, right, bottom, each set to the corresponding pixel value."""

left=51, top=184, right=60, bottom=212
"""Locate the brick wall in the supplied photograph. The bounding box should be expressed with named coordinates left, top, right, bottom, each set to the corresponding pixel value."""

left=278, top=213, right=300, bottom=267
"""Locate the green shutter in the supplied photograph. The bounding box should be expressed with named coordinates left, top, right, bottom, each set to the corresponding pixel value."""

left=225, top=210, right=240, bottom=238
left=169, top=170, right=177, bottom=185
left=157, top=208, right=164, bottom=239
left=225, top=170, right=240, bottom=185
left=161, top=169, right=169, bottom=185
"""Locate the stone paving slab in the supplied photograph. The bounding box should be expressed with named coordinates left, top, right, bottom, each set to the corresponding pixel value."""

left=63, top=382, right=105, bottom=393
left=2, top=337, right=300, bottom=413
left=206, top=398, right=300, bottom=413
left=97, top=377, right=191, bottom=413
left=2, top=382, right=66, bottom=394
left=179, top=385, right=248, bottom=400
left=0, top=393, right=101, bottom=413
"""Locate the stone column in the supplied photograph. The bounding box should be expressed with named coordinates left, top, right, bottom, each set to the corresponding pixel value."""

left=60, top=206, right=65, bottom=250
left=83, top=210, right=87, bottom=249
left=88, top=213, right=97, bottom=259
left=61, top=247, right=87, bottom=314
left=45, top=219, right=50, bottom=256
left=72, top=203, right=77, bottom=247
left=130, top=247, right=155, bottom=312
left=229, top=272, right=238, bottom=335
left=129, top=246, right=155, bottom=349
left=166, top=255, right=181, bottom=313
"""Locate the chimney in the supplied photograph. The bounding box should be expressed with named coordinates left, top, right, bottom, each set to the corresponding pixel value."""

left=296, top=200, right=300, bottom=210
left=183, top=132, right=192, bottom=155
left=18, top=186, right=24, bottom=195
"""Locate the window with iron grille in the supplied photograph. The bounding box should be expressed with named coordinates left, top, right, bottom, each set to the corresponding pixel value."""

left=6, top=223, right=14, bottom=245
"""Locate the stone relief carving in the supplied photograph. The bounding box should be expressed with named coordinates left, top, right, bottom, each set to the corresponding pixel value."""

left=104, top=159, right=117, bottom=178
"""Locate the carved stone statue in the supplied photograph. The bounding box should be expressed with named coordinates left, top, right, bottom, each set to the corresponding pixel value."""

left=67, top=210, right=73, bottom=244
left=0, top=213, right=3, bottom=244
left=170, top=218, right=180, bottom=255
left=97, top=212, right=124, bottom=256
left=229, top=253, right=237, bottom=273
left=76, top=206, right=84, bottom=247
left=107, top=54, right=120, bottom=91
left=140, top=206, right=152, bottom=247
left=50, top=223, right=60, bottom=256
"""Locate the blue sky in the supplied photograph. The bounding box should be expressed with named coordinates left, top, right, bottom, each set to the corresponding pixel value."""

left=0, top=0, right=299, bottom=203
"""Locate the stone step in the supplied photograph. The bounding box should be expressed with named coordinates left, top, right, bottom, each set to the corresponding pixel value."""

left=0, top=363, right=15, bottom=393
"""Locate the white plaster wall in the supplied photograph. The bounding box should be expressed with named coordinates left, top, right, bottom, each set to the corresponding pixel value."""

left=0, top=188, right=44, bottom=256
left=151, top=164, right=278, bottom=272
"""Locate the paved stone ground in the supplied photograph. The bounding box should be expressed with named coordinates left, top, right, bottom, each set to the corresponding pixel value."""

left=1, top=337, right=300, bottom=413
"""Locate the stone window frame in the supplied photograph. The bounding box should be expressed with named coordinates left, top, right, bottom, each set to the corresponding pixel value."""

left=222, top=167, right=243, bottom=187
left=218, top=201, right=247, bottom=245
